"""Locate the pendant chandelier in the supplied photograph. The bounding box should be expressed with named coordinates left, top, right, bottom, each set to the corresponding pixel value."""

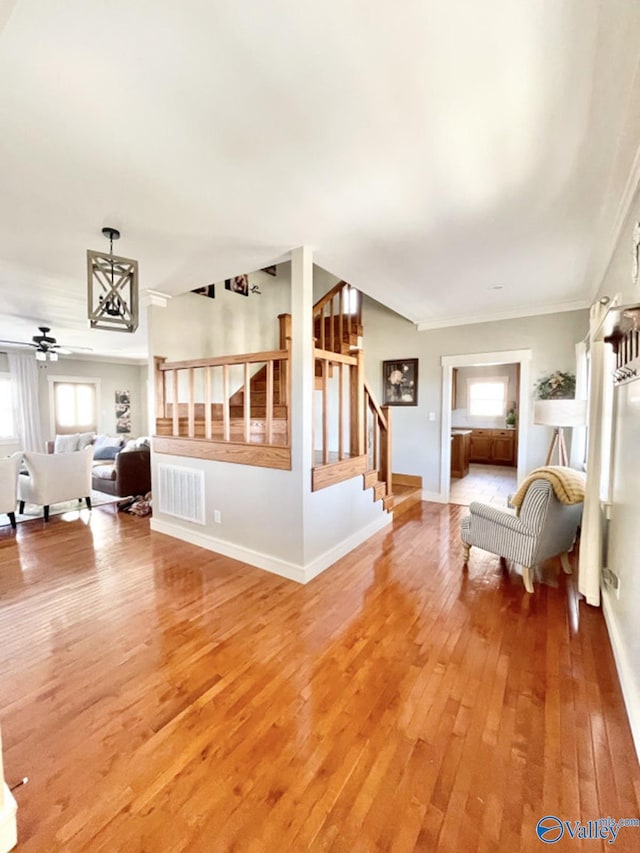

left=87, top=227, right=139, bottom=332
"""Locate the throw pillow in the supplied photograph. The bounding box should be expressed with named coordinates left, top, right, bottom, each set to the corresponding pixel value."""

left=77, top=431, right=95, bottom=450
left=93, top=444, right=120, bottom=461
left=121, top=439, right=138, bottom=453
left=54, top=434, right=79, bottom=453
left=94, top=434, right=124, bottom=449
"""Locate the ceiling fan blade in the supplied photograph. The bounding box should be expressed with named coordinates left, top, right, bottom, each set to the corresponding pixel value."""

left=0, top=337, right=33, bottom=346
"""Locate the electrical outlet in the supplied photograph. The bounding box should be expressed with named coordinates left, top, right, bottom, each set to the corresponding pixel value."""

left=214, top=510, right=221, bottom=524
left=428, top=412, right=436, bottom=422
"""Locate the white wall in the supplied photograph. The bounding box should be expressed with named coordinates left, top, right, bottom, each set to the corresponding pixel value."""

left=592, top=182, right=640, bottom=758
left=39, top=357, right=147, bottom=440
left=149, top=255, right=388, bottom=580
left=0, top=351, right=147, bottom=451
left=362, top=297, right=589, bottom=495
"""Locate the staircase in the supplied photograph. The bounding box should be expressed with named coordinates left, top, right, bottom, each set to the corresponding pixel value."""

left=312, top=282, right=393, bottom=512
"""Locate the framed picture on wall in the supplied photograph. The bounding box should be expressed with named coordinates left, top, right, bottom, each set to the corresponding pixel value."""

left=382, top=359, right=418, bottom=406
left=191, top=284, right=215, bottom=299
left=225, top=275, right=249, bottom=296
left=115, top=389, right=132, bottom=433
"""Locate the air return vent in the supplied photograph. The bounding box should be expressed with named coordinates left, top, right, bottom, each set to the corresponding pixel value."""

left=157, top=464, right=205, bottom=525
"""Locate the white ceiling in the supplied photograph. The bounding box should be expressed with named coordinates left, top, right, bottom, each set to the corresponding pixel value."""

left=0, top=0, right=639, bottom=359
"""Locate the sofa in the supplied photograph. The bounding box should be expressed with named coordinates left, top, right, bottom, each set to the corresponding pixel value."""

left=47, top=433, right=151, bottom=499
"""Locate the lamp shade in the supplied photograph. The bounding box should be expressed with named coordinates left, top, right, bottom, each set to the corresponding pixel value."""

left=534, top=399, right=587, bottom=427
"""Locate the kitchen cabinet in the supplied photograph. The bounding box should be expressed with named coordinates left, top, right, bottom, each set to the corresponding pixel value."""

left=468, top=428, right=516, bottom=466
left=451, top=430, right=470, bottom=479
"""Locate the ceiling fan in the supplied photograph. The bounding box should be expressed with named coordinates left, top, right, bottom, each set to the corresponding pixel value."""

left=0, top=326, right=93, bottom=361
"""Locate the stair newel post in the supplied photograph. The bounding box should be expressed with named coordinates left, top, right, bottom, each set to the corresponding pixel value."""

left=380, top=405, right=392, bottom=495
left=172, top=369, right=180, bottom=437
left=350, top=349, right=365, bottom=458
left=154, top=356, right=167, bottom=425
left=278, top=314, right=292, bottom=408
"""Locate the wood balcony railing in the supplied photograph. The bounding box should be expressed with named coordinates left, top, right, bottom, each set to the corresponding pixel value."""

left=153, top=332, right=291, bottom=470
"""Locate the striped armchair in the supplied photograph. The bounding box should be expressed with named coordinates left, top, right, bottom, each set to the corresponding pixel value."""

left=460, top=479, right=583, bottom=593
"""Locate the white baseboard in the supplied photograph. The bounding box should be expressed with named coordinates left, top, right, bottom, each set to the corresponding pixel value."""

left=0, top=784, right=17, bottom=853
left=150, top=511, right=392, bottom=585
left=602, top=589, right=640, bottom=765
left=302, top=512, right=392, bottom=583
left=422, top=490, right=446, bottom=503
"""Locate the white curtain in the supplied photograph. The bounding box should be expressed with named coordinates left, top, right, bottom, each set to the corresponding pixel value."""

left=8, top=351, right=44, bottom=452
left=578, top=299, right=612, bottom=606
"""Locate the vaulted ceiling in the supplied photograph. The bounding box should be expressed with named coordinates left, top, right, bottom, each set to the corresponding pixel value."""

left=0, top=0, right=639, bottom=359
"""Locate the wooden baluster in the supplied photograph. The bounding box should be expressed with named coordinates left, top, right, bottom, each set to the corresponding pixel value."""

left=373, top=404, right=379, bottom=471
left=172, top=370, right=179, bottom=437
left=285, top=340, right=291, bottom=445
left=330, top=297, right=335, bottom=354
left=266, top=360, right=274, bottom=445
left=187, top=368, right=195, bottom=438
left=339, top=288, right=344, bottom=356
left=322, top=358, right=329, bottom=464
left=244, top=362, right=251, bottom=443
left=154, top=357, right=166, bottom=423
left=338, top=362, right=344, bottom=459
left=350, top=350, right=365, bottom=457
left=380, top=405, right=392, bottom=493
left=204, top=366, right=212, bottom=440
left=320, top=304, right=326, bottom=351
left=223, top=364, right=230, bottom=441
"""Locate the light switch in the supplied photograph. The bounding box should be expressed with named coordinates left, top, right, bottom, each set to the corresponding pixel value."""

left=428, top=412, right=436, bottom=421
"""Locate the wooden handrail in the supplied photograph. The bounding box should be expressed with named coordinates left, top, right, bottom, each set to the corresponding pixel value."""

left=363, top=380, right=388, bottom=431
left=314, top=347, right=358, bottom=366
left=313, top=280, right=347, bottom=314
left=159, top=348, right=287, bottom=371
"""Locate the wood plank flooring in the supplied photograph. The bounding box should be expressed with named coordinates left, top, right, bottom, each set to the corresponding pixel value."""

left=0, top=502, right=638, bottom=852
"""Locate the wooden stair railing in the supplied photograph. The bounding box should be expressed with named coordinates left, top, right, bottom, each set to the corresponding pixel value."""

left=311, top=282, right=393, bottom=509
left=153, top=328, right=291, bottom=470
left=313, top=281, right=362, bottom=355
left=363, top=380, right=393, bottom=511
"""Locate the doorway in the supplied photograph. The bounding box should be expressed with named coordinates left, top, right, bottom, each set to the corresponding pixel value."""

left=440, top=349, right=532, bottom=504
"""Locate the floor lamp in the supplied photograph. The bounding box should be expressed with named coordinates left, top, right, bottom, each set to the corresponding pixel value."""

left=534, top=399, right=587, bottom=466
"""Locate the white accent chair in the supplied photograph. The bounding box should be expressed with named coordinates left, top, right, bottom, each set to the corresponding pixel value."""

left=460, top=479, right=583, bottom=593
left=0, top=452, right=23, bottom=529
left=18, top=447, right=94, bottom=521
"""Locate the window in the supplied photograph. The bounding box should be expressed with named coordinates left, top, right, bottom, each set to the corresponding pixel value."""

left=467, top=377, right=508, bottom=417
left=50, top=379, right=98, bottom=434
left=0, top=374, right=15, bottom=439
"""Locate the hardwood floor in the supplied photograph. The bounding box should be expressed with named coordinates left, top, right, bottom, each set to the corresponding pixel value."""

left=0, top=503, right=638, bottom=852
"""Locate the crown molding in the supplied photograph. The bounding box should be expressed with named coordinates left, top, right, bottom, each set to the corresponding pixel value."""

left=142, top=289, right=172, bottom=308
left=415, top=298, right=591, bottom=331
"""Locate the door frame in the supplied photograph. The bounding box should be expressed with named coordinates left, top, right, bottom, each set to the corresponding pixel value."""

left=440, top=349, right=532, bottom=502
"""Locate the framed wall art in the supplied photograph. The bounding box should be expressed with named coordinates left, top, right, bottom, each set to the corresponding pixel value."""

left=225, top=275, right=249, bottom=296
left=382, top=359, right=418, bottom=406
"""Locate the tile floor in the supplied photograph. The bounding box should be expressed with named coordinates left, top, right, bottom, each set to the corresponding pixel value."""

left=449, top=463, right=517, bottom=508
